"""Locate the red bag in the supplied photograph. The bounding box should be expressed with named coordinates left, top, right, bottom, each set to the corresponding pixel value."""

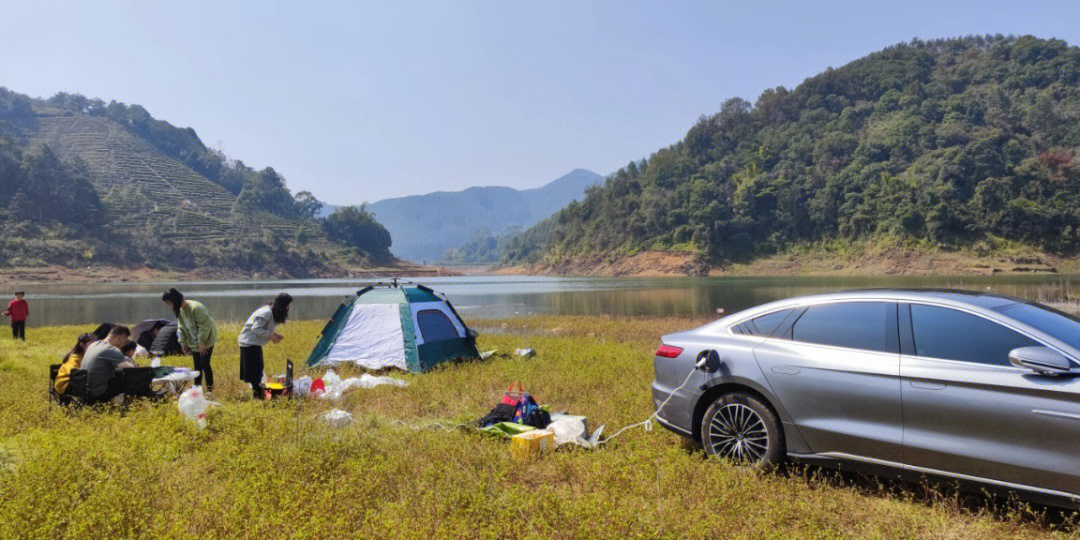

left=500, top=381, right=524, bottom=406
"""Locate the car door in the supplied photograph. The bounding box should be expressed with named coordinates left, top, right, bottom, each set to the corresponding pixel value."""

left=900, top=302, right=1080, bottom=497
left=753, top=301, right=903, bottom=463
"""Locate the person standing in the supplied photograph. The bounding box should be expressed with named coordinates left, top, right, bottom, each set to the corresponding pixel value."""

left=81, top=325, right=136, bottom=404
left=3, top=291, right=28, bottom=341
left=161, top=288, right=218, bottom=391
left=238, top=293, right=292, bottom=399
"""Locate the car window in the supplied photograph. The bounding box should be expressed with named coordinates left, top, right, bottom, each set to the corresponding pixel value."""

left=792, top=302, right=890, bottom=352
left=910, top=304, right=1038, bottom=366
left=746, top=309, right=793, bottom=336
left=416, top=309, right=459, bottom=342
left=993, top=302, right=1080, bottom=354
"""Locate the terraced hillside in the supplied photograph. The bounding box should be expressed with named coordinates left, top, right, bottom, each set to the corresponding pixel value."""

left=28, top=114, right=293, bottom=242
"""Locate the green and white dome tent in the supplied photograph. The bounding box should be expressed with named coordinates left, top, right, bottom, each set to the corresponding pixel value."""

left=306, top=280, right=481, bottom=372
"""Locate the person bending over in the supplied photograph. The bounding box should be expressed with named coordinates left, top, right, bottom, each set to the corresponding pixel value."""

left=238, top=293, right=292, bottom=399
left=162, top=288, right=218, bottom=391
left=81, top=325, right=136, bottom=404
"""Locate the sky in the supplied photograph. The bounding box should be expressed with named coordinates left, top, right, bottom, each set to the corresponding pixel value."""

left=4, top=1, right=1080, bottom=204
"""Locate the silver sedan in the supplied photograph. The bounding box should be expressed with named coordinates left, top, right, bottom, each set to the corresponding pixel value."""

left=651, top=289, right=1080, bottom=508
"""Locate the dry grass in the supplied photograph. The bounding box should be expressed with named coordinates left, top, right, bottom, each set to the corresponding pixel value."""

left=0, top=316, right=1076, bottom=539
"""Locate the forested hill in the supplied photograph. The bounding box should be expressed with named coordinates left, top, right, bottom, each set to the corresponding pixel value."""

left=502, top=36, right=1080, bottom=271
left=0, top=88, right=394, bottom=277
left=367, top=168, right=602, bottom=263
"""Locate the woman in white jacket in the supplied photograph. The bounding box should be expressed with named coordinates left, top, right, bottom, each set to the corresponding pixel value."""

left=238, top=293, right=292, bottom=398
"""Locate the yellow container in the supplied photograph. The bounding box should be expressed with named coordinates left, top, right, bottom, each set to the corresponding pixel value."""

left=510, top=429, right=554, bottom=458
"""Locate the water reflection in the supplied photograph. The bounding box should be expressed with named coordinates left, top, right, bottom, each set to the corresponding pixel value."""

left=9, top=274, right=1079, bottom=327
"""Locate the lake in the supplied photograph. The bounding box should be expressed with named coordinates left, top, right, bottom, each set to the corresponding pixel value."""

left=9, top=274, right=1080, bottom=328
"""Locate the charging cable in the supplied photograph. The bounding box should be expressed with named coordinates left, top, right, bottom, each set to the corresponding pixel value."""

left=600, top=353, right=712, bottom=444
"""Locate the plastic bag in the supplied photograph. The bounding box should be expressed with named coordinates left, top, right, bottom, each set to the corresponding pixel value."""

left=293, top=376, right=312, bottom=397
left=548, top=417, right=587, bottom=447
left=321, top=409, right=353, bottom=428
left=322, top=369, right=342, bottom=389
left=514, top=348, right=536, bottom=357
left=178, top=386, right=212, bottom=429
left=319, top=373, right=407, bottom=400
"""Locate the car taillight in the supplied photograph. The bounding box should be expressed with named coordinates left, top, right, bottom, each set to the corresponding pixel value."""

left=656, top=344, right=683, bottom=358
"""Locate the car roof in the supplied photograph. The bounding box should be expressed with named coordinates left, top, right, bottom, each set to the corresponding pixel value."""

left=731, top=288, right=1026, bottom=319
left=829, top=288, right=1025, bottom=309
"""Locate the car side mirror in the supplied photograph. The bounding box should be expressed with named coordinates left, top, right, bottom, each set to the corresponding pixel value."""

left=1008, top=346, right=1074, bottom=376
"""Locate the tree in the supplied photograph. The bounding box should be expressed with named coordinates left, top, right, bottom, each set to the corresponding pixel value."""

left=233, top=167, right=298, bottom=217
left=294, top=190, right=324, bottom=221
left=322, top=205, right=392, bottom=259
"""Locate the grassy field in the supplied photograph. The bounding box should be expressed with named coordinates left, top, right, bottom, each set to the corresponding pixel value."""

left=0, top=315, right=1076, bottom=539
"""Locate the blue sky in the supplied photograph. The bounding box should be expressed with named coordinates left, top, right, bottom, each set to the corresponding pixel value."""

left=4, top=1, right=1080, bottom=203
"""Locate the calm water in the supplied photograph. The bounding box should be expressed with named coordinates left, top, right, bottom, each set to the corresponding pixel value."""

left=9, top=274, right=1080, bottom=328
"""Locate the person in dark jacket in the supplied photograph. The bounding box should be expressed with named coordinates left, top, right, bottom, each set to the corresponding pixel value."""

left=238, top=293, right=292, bottom=399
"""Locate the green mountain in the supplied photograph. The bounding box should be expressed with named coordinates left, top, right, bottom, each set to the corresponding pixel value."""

left=502, top=36, right=1080, bottom=271
left=0, top=88, right=393, bottom=277
left=366, top=169, right=602, bottom=263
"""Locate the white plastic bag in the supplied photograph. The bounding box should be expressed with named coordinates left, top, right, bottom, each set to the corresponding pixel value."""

left=293, top=376, right=312, bottom=397
left=319, top=373, right=407, bottom=400
left=321, top=408, right=354, bottom=428
left=547, top=417, right=587, bottom=447
left=178, top=386, right=211, bottom=429
left=322, top=369, right=342, bottom=388
left=514, top=348, right=536, bottom=357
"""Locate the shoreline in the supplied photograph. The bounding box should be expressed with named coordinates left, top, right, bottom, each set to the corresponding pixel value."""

left=0, top=263, right=462, bottom=286
left=491, top=249, right=1078, bottom=278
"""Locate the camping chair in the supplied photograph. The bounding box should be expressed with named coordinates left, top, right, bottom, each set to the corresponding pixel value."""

left=49, top=365, right=90, bottom=407
left=120, top=367, right=157, bottom=401
left=48, top=364, right=64, bottom=406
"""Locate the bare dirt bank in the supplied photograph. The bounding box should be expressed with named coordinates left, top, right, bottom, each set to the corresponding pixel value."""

left=0, top=262, right=460, bottom=285
left=492, top=249, right=1078, bottom=277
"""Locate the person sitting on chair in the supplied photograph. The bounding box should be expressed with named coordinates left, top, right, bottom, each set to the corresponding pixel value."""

left=54, top=333, right=94, bottom=395
left=81, top=325, right=136, bottom=404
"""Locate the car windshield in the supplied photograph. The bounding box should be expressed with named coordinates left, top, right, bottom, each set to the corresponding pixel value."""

left=993, top=302, right=1080, bottom=353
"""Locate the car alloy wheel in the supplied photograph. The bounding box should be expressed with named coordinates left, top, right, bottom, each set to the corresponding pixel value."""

left=709, top=403, right=769, bottom=462
left=701, top=392, right=785, bottom=467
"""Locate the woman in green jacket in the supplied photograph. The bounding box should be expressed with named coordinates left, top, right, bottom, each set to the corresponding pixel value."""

left=162, top=288, right=218, bottom=391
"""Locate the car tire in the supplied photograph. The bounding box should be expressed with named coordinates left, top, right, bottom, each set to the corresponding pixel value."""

left=700, top=392, right=785, bottom=468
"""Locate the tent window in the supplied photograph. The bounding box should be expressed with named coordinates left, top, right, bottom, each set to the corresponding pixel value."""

left=417, top=310, right=459, bottom=342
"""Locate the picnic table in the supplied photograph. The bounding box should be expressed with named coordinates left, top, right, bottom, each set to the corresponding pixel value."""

left=151, top=367, right=200, bottom=395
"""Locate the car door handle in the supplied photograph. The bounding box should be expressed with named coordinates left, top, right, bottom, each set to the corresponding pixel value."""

left=909, top=380, right=946, bottom=390
left=771, top=366, right=801, bottom=375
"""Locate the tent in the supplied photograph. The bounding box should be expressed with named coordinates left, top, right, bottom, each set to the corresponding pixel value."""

left=306, top=282, right=480, bottom=372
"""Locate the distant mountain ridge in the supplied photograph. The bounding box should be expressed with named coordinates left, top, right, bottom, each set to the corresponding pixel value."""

left=360, top=169, right=603, bottom=262
left=501, top=36, right=1080, bottom=273
left=0, top=87, right=394, bottom=277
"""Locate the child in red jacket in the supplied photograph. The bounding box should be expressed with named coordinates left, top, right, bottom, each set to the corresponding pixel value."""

left=4, top=291, right=28, bottom=341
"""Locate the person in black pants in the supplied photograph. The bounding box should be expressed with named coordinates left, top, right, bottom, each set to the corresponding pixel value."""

left=162, top=288, right=218, bottom=392
left=238, top=293, right=292, bottom=399
left=4, top=291, right=28, bottom=341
